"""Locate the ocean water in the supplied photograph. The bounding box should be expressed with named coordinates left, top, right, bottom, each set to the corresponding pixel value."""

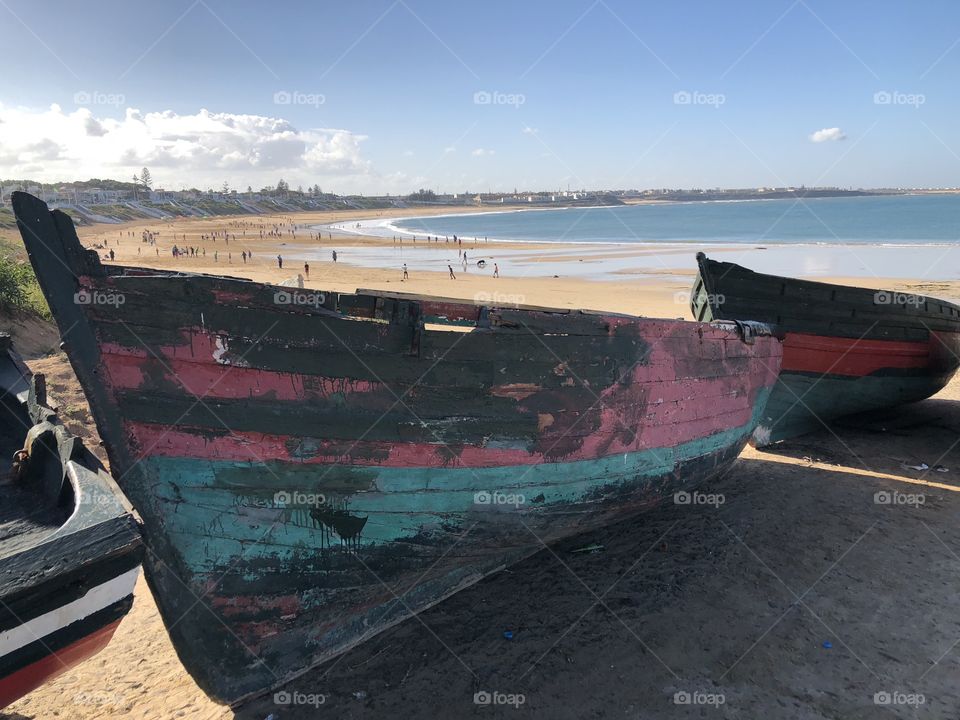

left=315, top=194, right=960, bottom=281
left=383, top=194, right=960, bottom=245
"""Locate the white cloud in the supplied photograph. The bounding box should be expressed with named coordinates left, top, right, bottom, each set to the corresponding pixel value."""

left=522, top=126, right=538, bottom=135
left=0, top=103, right=381, bottom=190
left=443, top=146, right=456, bottom=154
left=810, top=127, right=846, bottom=143
left=471, top=148, right=495, bottom=157
left=401, top=149, right=414, bottom=157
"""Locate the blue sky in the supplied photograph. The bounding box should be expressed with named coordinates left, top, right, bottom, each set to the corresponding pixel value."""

left=1, top=0, right=959, bottom=193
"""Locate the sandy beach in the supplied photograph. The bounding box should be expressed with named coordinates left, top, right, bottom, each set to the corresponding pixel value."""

left=5, top=208, right=960, bottom=719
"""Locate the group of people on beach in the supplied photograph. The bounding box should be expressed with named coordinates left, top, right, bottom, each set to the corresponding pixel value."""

left=105, top=215, right=508, bottom=289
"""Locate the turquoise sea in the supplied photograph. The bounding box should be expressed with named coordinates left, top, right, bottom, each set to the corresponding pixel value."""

left=387, top=195, right=960, bottom=245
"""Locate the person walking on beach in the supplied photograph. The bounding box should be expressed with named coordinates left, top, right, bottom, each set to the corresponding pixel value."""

left=304, top=262, right=310, bottom=279
left=448, top=264, right=456, bottom=280
left=493, top=263, right=499, bottom=278
left=402, top=263, right=408, bottom=280
left=332, top=250, right=337, bottom=263
left=242, top=250, right=247, bottom=263
left=109, top=249, right=115, bottom=261
left=277, top=255, right=283, bottom=269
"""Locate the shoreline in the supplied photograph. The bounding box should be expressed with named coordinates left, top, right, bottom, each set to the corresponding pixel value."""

left=53, top=204, right=960, bottom=308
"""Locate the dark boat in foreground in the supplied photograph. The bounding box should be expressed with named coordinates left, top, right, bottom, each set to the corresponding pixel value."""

left=692, top=253, right=960, bottom=446
left=14, top=192, right=783, bottom=705
left=0, top=333, right=142, bottom=709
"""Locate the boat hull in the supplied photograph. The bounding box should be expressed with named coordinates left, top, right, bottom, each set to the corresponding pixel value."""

left=0, top=333, right=142, bottom=709
left=692, top=253, right=960, bottom=445
left=14, top=193, right=782, bottom=705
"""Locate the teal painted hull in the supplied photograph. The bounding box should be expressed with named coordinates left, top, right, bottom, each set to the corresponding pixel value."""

left=754, top=371, right=952, bottom=445
left=145, top=393, right=769, bottom=704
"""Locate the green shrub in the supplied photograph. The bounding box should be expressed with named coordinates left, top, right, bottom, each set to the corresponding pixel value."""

left=0, top=255, right=49, bottom=318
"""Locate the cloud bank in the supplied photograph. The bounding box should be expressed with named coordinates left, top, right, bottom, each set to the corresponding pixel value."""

left=0, top=103, right=393, bottom=191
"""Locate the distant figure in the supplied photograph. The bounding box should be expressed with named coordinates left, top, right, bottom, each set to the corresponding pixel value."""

left=493, top=263, right=499, bottom=278
left=277, top=255, right=283, bottom=269
left=109, top=249, right=115, bottom=261
left=402, top=263, right=408, bottom=280
left=304, top=262, right=310, bottom=279
left=242, top=250, right=247, bottom=263
left=332, top=250, right=337, bottom=263
left=448, top=264, right=456, bottom=280
left=297, top=273, right=304, bottom=288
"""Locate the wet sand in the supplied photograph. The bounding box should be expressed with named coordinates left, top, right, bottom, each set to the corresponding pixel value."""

left=5, top=209, right=960, bottom=719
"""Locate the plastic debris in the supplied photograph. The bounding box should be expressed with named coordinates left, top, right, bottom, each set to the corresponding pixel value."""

left=901, top=463, right=930, bottom=471
left=935, top=465, right=949, bottom=473
left=504, top=631, right=514, bottom=640
left=822, top=640, right=832, bottom=649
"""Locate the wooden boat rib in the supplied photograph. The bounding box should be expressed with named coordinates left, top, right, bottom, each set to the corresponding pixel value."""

left=692, top=252, right=960, bottom=445
left=14, top=192, right=783, bottom=705
left=0, top=333, right=143, bottom=708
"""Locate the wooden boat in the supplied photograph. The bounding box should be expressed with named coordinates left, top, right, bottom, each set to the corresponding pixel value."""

left=13, top=192, right=783, bottom=706
left=691, top=253, right=960, bottom=445
left=0, top=333, right=142, bottom=709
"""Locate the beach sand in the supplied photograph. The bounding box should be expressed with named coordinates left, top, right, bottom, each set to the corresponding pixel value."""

left=5, top=209, right=960, bottom=719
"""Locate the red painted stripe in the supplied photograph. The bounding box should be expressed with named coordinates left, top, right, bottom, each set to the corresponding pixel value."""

left=93, top=317, right=780, bottom=465
left=782, top=331, right=960, bottom=377
left=0, top=619, right=122, bottom=709
left=101, top=352, right=381, bottom=402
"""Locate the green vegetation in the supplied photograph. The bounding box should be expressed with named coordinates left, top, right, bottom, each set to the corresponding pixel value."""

left=0, top=254, right=49, bottom=319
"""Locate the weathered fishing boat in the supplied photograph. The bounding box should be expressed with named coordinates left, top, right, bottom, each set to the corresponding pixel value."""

left=0, top=333, right=142, bottom=708
left=691, top=253, right=960, bottom=445
left=14, top=192, right=783, bottom=706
